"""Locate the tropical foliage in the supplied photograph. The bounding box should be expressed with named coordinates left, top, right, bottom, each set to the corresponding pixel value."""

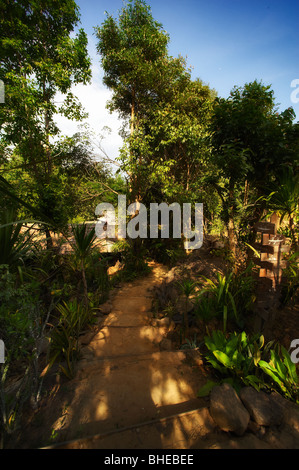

left=0, top=0, right=298, bottom=448
left=199, top=330, right=299, bottom=403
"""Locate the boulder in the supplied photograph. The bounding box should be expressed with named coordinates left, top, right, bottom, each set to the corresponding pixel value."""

left=270, top=392, right=299, bottom=433
left=240, top=387, right=284, bottom=427
left=210, top=383, right=250, bottom=436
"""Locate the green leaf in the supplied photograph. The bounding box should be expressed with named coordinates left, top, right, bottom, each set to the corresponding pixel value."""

left=244, top=375, right=261, bottom=391
left=259, top=360, right=286, bottom=392
left=213, top=350, right=232, bottom=368
left=223, top=305, right=228, bottom=333
left=197, top=380, right=218, bottom=397
left=211, top=330, right=226, bottom=349
left=281, top=345, right=298, bottom=383
left=225, top=334, right=239, bottom=355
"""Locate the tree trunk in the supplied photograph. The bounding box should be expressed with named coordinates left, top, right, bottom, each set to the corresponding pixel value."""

left=128, top=86, right=136, bottom=203
left=244, top=180, right=249, bottom=205
left=227, top=181, right=237, bottom=260
left=43, top=83, right=52, bottom=177
left=45, top=226, right=53, bottom=250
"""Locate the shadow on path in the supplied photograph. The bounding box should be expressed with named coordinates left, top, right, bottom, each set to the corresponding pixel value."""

left=15, top=263, right=209, bottom=448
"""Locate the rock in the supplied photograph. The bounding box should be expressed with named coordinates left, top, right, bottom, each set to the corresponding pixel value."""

left=99, top=301, right=112, bottom=315
left=247, top=419, right=261, bottom=435
left=270, top=392, right=299, bottom=433
left=171, top=312, right=182, bottom=324
left=262, top=426, right=299, bottom=449
left=78, top=330, right=95, bottom=346
left=210, top=383, right=250, bottom=436
left=258, top=425, right=267, bottom=437
left=240, top=387, right=284, bottom=427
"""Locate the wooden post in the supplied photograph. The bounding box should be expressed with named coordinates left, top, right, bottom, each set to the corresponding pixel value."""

left=270, top=212, right=280, bottom=234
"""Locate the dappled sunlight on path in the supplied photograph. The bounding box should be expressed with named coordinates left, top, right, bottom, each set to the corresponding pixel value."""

left=36, top=262, right=211, bottom=449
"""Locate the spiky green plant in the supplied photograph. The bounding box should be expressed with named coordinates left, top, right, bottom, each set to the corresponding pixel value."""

left=177, top=279, right=197, bottom=338
left=0, top=210, right=36, bottom=269
left=72, top=223, right=96, bottom=305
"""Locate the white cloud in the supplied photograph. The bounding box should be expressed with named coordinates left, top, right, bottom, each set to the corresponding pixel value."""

left=53, top=34, right=125, bottom=164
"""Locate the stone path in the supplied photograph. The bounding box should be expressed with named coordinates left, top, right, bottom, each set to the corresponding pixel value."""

left=43, top=262, right=216, bottom=449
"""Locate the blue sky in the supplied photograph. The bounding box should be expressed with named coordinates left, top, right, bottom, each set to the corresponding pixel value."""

left=56, top=0, right=299, bottom=160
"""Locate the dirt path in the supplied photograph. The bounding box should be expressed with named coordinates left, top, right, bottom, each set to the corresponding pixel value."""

left=16, top=262, right=217, bottom=449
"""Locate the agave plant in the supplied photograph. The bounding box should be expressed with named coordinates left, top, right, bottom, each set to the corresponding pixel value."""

left=0, top=210, right=36, bottom=269
left=48, top=299, right=95, bottom=380
left=195, top=265, right=256, bottom=332
left=72, top=223, right=97, bottom=305
left=196, top=272, right=238, bottom=333
left=177, top=278, right=198, bottom=338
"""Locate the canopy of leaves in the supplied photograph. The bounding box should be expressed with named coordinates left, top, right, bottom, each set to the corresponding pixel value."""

left=0, top=0, right=91, bottom=162
left=96, top=0, right=170, bottom=122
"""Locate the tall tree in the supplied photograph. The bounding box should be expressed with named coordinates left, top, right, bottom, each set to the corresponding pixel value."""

left=96, top=0, right=215, bottom=208
left=135, top=76, right=216, bottom=205
left=0, top=0, right=91, bottom=244
left=96, top=0, right=169, bottom=131
left=209, top=80, right=299, bottom=254
left=96, top=0, right=174, bottom=201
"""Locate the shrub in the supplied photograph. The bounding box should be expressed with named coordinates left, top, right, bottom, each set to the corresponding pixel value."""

left=48, top=299, right=96, bottom=379
left=0, top=211, right=36, bottom=270
left=194, top=264, right=256, bottom=332
left=280, top=251, right=299, bottom=305
left=0, top=265, right=51, bottom=439
left=199, top=330, right=299, bottom=403
left=112, top=239, right=150, bottom=280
